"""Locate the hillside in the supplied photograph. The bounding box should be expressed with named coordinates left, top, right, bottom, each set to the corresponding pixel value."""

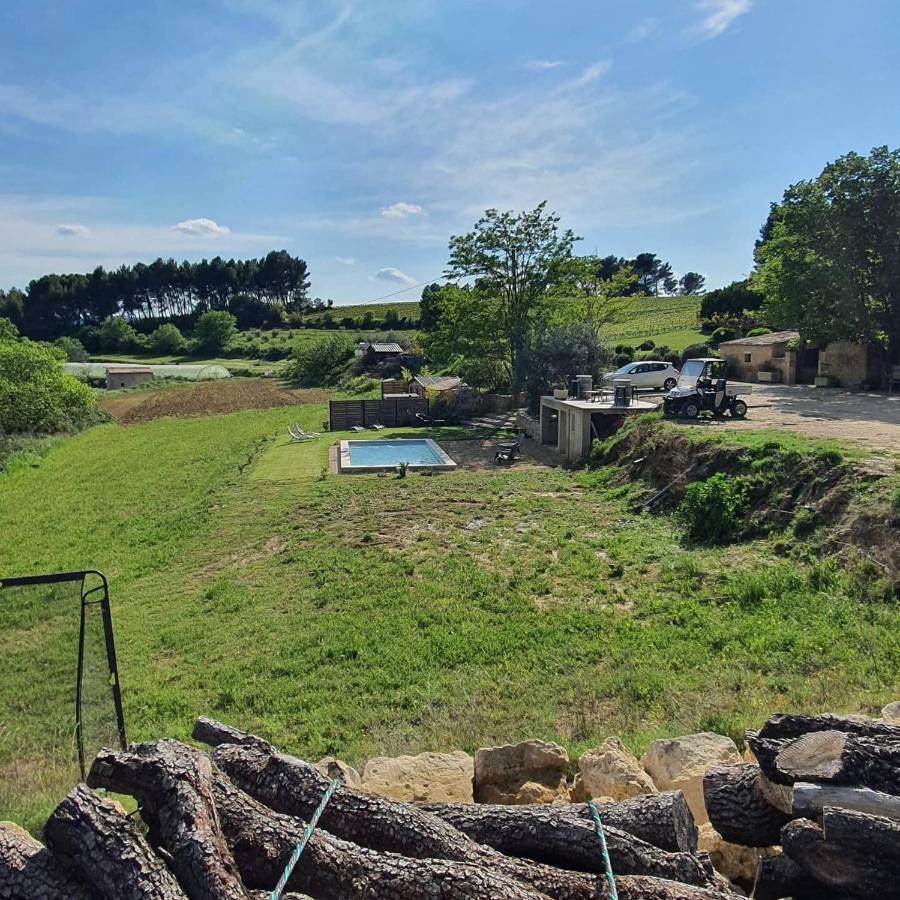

left=303, top=300, right=421, bottom=323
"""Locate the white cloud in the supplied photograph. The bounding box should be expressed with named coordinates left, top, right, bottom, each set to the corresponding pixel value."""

left=374, top=267, right=416, bottom=286
left=380, top=201, right=423, bottom=219
left=696, top=0, right=753, bottom=38
left=567, top=60, right=612, bottom=89
left=624, top=18, right=659, bottom=43
left=336, top=256, right=356, bottom=265
left=55, top=223, right=91, bottom=237
left=526, top=60, right=564, bottom=71
left=171, top=217, right=230, bottom=237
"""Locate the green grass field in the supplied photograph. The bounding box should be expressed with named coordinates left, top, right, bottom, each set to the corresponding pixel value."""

left=303, top=300, right=421, bottom=323
left=2, top=395, right=898, bottom=833
left=600, top=295, right=705, bottom=351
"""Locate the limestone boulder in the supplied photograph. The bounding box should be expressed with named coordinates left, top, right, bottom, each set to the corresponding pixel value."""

left=881, top=701, right=900, bottom=724
left=475, top=740, right=569, bottom=804
left=640, top=732, right=741, bottom=825
left=315, top=757, right=362, bottom=789
left=698, top=823, right=777, bottom=886
left=576, top=737, right=657, bottom=802
left=361, top=751, right=474, bottom=803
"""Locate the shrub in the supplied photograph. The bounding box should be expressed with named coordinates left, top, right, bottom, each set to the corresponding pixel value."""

left=792, top=507, right=816, bottom=537
left=284, top=333, right=355, bottom=386
left=613, top=354, right=632, bottom=368
left=52, top=335, right=88, bottom=361
left=97, top=316, right=139, bottom=353
left=638, top=339, right=656, bottom=351
left=747, top=327, right=772, bottom=337
left=891, top=487, right=900, bottom=512
left=0, top=317, right=19, bottom=342
left=680, top=343, right=715, bottom=364
left=0, top=339, right=99, bottom=433
left=149, top=323, right=186, bottom=355
left=340, top=375, right=378, bottom=395
left=261, top=344, right=291, bottom=361
left=709, top=327, right=736, bottom=346
left=678, top=473, right=747, bottom=544
left=613, top=344, right=634, bottom=357
left=193, top=310, right=237, bottom=354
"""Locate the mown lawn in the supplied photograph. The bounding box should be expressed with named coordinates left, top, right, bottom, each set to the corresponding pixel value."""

left=1, top=405, right=898, bottom=832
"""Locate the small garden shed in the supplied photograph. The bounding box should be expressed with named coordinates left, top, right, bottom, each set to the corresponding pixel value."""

left=105, top=366, right=154, bottom=390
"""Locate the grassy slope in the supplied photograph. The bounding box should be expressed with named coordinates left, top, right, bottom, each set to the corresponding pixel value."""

left=2, top=408, right=898, bottom=832
left=303, top=301, right=421, bottom=323
left=600, top=295, right=705, bottom=351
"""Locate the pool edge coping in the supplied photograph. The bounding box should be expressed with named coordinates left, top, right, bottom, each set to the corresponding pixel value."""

left=338, top=438, right=457, bottom=474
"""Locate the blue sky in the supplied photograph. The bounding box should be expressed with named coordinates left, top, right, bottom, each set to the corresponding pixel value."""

left=1, top=0, right=898, bottom=303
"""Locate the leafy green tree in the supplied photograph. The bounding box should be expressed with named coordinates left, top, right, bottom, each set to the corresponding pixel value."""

left=97, top=316, right=139, bottom=353
left=678, top=272, right=706, bottom=295
left=52, top=335, right=89, bottom=361
left=546, top=255, right=637, bottom=329
left=522, top=323, right=613, bottom=414
left=284, top=333, right=355, bottom=386
left=193, top=310, right=236, bottom=355
left=700, top=279, right=762, bottom=319
left=0, top=339, right=98, bottom=432
left=419, top=282, right=444, bottom=331
left=446, top=202, right=578, bottom=391
left=754, top=146, right=900, bottom=386
left=0, top=317, right=20, bottom=342
left=149, top=323, right=186, bottom=355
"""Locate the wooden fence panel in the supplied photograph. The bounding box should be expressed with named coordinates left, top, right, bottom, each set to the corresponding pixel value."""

left=329, top=398, right=428, bottom=430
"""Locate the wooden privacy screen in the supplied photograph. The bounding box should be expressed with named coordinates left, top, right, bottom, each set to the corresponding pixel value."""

left=328, top=397, right=428, bottom=430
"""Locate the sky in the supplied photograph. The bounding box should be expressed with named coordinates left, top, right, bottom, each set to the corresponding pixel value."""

left=1, top=0, right=899, bottom=304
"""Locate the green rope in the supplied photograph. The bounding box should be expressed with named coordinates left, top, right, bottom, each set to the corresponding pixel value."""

left=270, top=778, right=339, bottom=900
left=588, top=800, right=619, bottom=900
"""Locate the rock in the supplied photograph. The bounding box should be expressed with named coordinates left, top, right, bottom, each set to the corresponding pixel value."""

left=0, top=821, right=31, bottom=840
left=741, top=743, right=757, bottom=765
left=640, top=732, right=741, bottom=825
left=576, top=737, right=658, bottom=802
left=881, top=701, right=900, bottom=724
left=698, top=822, right=776, bottom=886
left=361, top=751, right=474, bottom=803
left=315, top=757, right=362, bottom=789
left=474, top=740, right=569, bottom=804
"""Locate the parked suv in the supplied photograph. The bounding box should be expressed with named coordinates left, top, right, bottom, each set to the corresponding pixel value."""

left=603, top=360, right=680, bottom=391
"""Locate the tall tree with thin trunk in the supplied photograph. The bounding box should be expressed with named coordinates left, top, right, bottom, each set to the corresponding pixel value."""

left=445, top=202, right=578, bottom=391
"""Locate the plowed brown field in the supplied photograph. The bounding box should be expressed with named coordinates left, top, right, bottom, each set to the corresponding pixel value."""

left=101, top=379, right=329, bottom=424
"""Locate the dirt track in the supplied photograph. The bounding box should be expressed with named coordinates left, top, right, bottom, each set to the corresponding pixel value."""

left=102, top=379, right=328, bottom=424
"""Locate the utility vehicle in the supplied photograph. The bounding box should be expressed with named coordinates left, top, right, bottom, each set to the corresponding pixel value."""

left=663, top=358, right=749, bottom=419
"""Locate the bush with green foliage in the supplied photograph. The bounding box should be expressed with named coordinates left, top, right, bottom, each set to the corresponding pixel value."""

left=709, top=326, right=736, bottom=345
left=680, top=343, right=715, bottom=364
left=52, top=336, right=89, bottom=361
left=0, top=317, right=19, bottom=342
left=747, top=327, right=773, bottom=337
left=284, top=333, right=355, bottom=386
left=638, top=339, right=656, bottom=351
left=890, top=487, right=900, bottom=513
left=678, top=473, right=747, bottom=544
left=193, top=310, right=237, bottom=354
left=0, top=339, right=99, bottom=433
left=149, top=323, right=186, bottom=355
left=97, top=316, right=139, bottom=353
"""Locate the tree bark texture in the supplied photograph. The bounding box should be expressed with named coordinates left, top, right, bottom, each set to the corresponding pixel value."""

left=43, top=784, right=188, bottom=900
left=758, top=713, right=900, bottom=742
left=416, top=802, right=713, bottom=886
left=792, top=781, right=900, bottom=822
left=751, top=852, right=841, bottom=900
left=774, top=731, right=900, bottom=795
left=701, top=764, right=790, bottom=847
left=0, top=821, right=89, bottom=900
left=88, top=740, right=252, bottom=900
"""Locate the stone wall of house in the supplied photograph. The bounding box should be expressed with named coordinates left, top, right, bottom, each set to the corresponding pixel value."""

left=818, top=341, right=879, bottom=388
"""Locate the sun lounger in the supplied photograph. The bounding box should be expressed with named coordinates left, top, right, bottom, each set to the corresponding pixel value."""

left=294, top=423, right=322, bottom=438
left=350, top=424, right=365, bottom=432
left=369, top=422, right=386, bottom=430
left=415, top=412, right=446, bottom=426
left=287, top=424, right=312, bottom=442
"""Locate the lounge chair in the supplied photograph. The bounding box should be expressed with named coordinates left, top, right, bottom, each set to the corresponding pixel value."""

left=415, top=412, right=446, bottom=427
left=350, top=424, right=365, bottom=432
left=369, top=422, right=386, bottom=431
left=287, top=424, right=313, bottom=442
left=294, top=423, right=322, bottom=438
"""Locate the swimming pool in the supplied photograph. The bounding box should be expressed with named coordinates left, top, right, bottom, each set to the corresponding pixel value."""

left=339, top=438, right=457, bottom=473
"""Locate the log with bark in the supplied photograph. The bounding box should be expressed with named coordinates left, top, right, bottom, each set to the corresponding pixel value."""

left=758, top=713, right=900, bottom=742
left=780, top=809, right=900, bottom=900
left=416, top=802, right=712, bottom=884
left=792, top=781, right=900, bottom=822
left=701, top=764, right=790, bottom=847
left=88, top=740, right=254, bottom=899
left=0, top=820, right=90, bottom=900
left=751, top=852, right=841, bottom=900
left=43, top=784, right=188, bottom=900
left=774, top=730, right=900, bottom=795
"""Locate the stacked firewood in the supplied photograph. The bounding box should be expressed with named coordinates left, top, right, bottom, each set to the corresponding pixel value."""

left=2, top=712, right=898, bottom=899
left=0, top=716, right=736, bottom=900
left=703, top=713, right=900, bottom=899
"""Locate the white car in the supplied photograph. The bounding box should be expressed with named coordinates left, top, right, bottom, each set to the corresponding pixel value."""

left=604, top=360, right=680, bottom=391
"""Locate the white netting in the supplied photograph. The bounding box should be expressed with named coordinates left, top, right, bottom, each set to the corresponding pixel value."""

left=65, top=362, right=232, bottom=380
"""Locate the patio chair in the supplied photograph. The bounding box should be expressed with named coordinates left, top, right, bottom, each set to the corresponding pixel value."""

left=294, top=423, right=322, bottom=438
left=415, top=412, right=446, bottom=427
left=369, top=422, right=386, bottom=430
left=494, top=432, right=523, bottom=464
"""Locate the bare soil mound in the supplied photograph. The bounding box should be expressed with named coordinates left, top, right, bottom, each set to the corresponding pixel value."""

left=102, top=379, right=328, bottom=424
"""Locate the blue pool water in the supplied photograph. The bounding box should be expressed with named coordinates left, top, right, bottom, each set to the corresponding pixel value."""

left=347, top=439, right=444, bottom=467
